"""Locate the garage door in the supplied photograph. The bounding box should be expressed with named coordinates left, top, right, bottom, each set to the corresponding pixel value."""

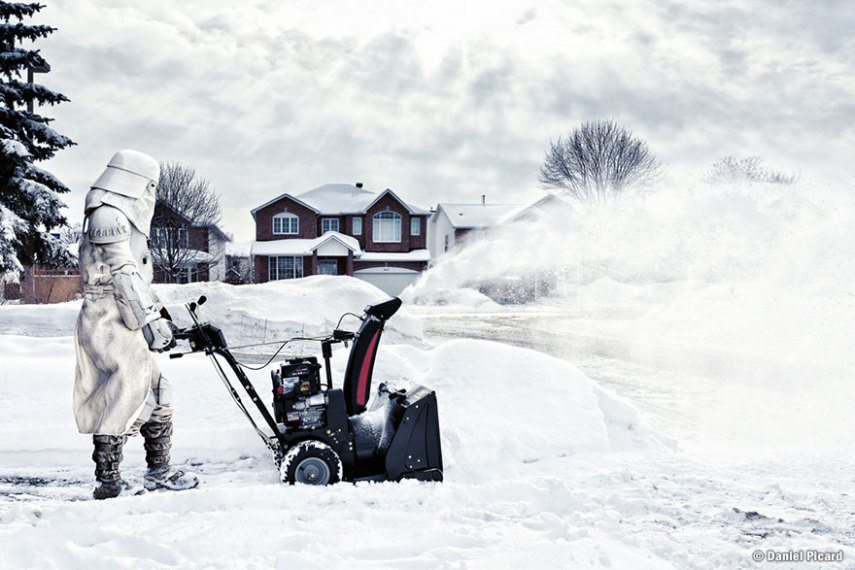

left=353, top=267, right=420, bottom=296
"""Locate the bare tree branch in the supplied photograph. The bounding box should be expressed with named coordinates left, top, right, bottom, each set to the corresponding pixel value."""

left=706, top=156, right=798, bottom=185
left=150, top=161, right=222, bottom=283
left=539, top=120, right=659, bottom=203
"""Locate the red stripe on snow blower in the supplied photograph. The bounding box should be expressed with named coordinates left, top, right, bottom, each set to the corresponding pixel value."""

left=357, top=330, right=380, bottom=406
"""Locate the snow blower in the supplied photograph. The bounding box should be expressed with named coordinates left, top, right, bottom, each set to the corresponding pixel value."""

left=170, top=296, right=443, bottom=485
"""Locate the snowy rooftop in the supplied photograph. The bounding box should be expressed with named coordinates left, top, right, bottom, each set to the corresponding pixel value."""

left=252, top=184, right=430, bottom=217
left=251, top=231, right=362, bottom=256
left=357, top=249, right=431, bottom=262
left=250, top=233, right=428, bottom=262
left=225, top=241, right=252, bottom=257
left=297, top=184, right=377, bottom=214
left=436, top=203, right=524, bottom=229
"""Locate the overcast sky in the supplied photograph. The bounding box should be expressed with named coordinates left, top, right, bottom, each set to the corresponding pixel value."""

left=30, top=0, right=855, bottom=242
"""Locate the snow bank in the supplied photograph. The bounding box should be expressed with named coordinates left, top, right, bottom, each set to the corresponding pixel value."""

left=156, top=276, right=424, bottom=348
left=0, top=276, right=423, bottom=346
left=369, top=340, right=644, bottom=483
left=0, top=271, right=644, bottom=472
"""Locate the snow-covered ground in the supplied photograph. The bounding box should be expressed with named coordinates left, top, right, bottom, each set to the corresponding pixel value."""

left=2, top=180, right=855, bottom=568
left=0, top=277, right=649, bottom=568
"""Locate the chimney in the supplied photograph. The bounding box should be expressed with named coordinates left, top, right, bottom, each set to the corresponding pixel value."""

left=481, top=194, right=486, bottom=205
left=356, top=182, right=363, bottom=188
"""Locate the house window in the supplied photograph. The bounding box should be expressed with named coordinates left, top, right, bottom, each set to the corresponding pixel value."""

left=352, top=217, right=362, bottom=235
left=176, top=266, right=199, bottom=284
left=444, top=234, right=449, bottom=252
left=317, top=259, right=338, bottom=275
left=151, top=226, right=188, bottom=249
left=373, top=211, right=401, bottom=243
left=410, top=217, right=421, bottom=236
left=268, top=256, right=304, bottom=280
left=151, top=227, right=167, bottom=248
left=273, top=213, right=299, bottom=235
left=321, top=218, right=339, bottom=234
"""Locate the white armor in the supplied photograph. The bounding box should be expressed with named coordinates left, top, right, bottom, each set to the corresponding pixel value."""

left=82, top=205, right=172, bottom=349
left=73, top=150, right=173, bottom=435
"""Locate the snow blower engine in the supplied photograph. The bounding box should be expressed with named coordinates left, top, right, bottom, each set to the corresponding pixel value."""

left=271, top=357, right=326, bottom=430
left=172, top=296, right=443, bottom=486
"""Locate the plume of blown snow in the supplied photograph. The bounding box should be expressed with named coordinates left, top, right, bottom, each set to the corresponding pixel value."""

left=410, top=178, right=855, bottom=296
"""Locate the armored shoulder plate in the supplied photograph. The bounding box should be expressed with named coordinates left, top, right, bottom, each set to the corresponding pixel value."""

left=86, top=205, right=132, bottom=244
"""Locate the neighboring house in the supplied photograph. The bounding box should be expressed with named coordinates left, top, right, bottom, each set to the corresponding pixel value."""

left=428, top=195, right=572, bottom=259
left=224, top=241, right=253, bottom=284
left=3, top=225, right=84, bottom=304
left=429, top=194, right=572, bottom=304
left=499, top=194, right=572, bottom=225
left=150, top=202, right=231, bottom=284
left=428, top=198, right=523, bottom=259
left=250, top=183, right=430, bottom=295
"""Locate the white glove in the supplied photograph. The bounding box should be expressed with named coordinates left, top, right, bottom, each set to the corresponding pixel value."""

left=142, top=318, right=176, bottom=352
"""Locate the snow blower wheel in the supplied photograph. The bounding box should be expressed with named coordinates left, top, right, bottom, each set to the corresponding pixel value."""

left=280, top=441, right=343, bottom=485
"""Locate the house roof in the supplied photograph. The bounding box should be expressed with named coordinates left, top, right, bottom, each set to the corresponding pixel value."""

left=357, top=249, right=431, bottom=262
left=298, top=183, right=376, bottom=214
left=251, top=184, right=429, bottom=219
left=434, top=203, right=524, bottom=229
left=499, top=194, right=572, bottom=225
left=361, top=188, right=430, bottom=215
left=154, top=200, right=231, bottom=241
left=250, top=231, right=362, bottom=257
left=225, top=241, right=252, bottom=257
left=250, top=193, right=319, bottom=219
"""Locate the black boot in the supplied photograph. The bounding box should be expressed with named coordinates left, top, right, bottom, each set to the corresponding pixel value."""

left=92, top=434, right=129, bottom=500
left=141, top=420, right=199, bottom=491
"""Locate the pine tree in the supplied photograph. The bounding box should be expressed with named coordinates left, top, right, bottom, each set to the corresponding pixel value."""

left=0, top=2, right=74, bottom=272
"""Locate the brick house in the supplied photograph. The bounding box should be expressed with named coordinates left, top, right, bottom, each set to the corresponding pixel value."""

left=151, top=201, right=230, bottom=283
left=251, top=183, right=430, bottom=294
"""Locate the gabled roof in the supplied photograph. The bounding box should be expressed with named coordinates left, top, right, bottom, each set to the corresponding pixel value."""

left=154, top=200, right=231, bottom=241
left=251, top=184, right=429, bottom=218
left=362, top=188, right=430, bottom=215
left=311, top=231, right=361, bottom=252
left=250, top=193, right=319, bottom=219
left=433, top=203, right=524, bottom=229
left=297, top=183, right=376, bottom=214
left=251, top=231, right=362, bottom=257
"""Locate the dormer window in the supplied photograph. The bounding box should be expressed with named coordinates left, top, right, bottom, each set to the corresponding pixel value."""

left=273, top=212, right=299, bottom=235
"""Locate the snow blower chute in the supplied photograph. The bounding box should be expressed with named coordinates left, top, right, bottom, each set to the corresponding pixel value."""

left=171, top=296, right=443, bottom=485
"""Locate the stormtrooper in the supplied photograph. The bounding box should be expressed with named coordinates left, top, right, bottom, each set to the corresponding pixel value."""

left=74, top=149, right=199, bottom=499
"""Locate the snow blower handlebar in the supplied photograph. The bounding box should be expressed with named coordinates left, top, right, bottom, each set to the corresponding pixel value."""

left=169, top=296, right=229, bottom=358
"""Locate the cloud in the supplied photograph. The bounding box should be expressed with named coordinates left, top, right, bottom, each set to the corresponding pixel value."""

left=28, top=0, right=855, bottom=241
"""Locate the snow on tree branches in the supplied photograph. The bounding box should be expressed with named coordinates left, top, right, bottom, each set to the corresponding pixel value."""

left=0, top=1, right=74, bottom=272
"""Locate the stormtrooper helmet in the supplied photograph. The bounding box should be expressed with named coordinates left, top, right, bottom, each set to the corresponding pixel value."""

left=85, top=149, right=160, bottom=237
left=91, top=149, right=159, bottom=198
